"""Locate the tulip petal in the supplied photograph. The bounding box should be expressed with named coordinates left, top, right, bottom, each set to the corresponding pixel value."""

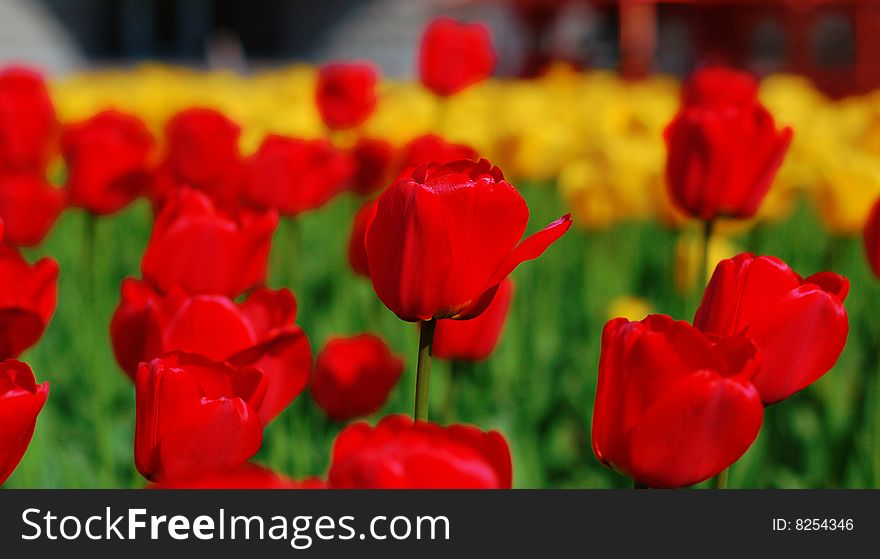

left=487, top=214, right=572, bottom=288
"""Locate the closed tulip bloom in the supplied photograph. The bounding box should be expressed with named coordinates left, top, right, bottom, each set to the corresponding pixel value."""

left=0, top=245, right=58, bottom=359
left=61, top=110, right=154, bottom=215
left=135, top=352, right=266, bottom=482
left=316, top=62, right=378, bottom=130
left=311, top=334, right=404, bottom=421
left=694, top=253, right=849, bottom=405
left=664, top=67, right=793, bottom=221
left=111, top=280, right=311, bottom=423
left=864, top=198, right=880, bottom=279
left=593, top=314, right=764, bottom=488
left=419, top=18, right=496, bottom=97
left=433, top=278, right=512, bottom=361
left=328, top=415, right=512, bottom=488
left=148, top=463, right=325, bottom=489
left=0, top=173, right=65, bottom=247
left=155, top=107, right=245, bottom=204
left=349, top=137, right=394, bottom=196
left=0, top=67, right=57, bottom=173
left=0, top=360, right=49, bottom=486
left=243, top=135, right=353, bottom=216
left=347, top=199, right=376, bottom=277
left=141, top=187, right=277, bottom=297
left=397, top=134, right=477, bottom=171
left=366, top=158, right=571, bottom=322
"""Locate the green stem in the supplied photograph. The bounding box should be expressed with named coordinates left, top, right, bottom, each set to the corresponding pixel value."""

left=414, top=319, right=437, bottom=421
left=713, top=467, right=729, bottom=489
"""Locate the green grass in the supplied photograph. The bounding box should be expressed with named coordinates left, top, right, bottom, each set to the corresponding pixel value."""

left=6, top=184, right=880, bottom=488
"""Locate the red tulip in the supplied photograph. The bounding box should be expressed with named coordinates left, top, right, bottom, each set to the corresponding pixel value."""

left=0, top=245, right=58, bottom=359
left=148, top=463, right=325, bottom=489
left=592, top=314, right=764, bottom=488
left=433, top=278, right=512, bottom=361
left=694, top=253, right=849, bottom=404
left=0, top=67, right=57, bottom=173
left=141, top=187, right=277, bottom=297
left=135, top=352, right=265, bottom=482
left=864, top=198, right=880, bottom=279
left=61, top=109, right=154, bottom=215
left=243, top=135, right=353, bottom=216
left=0, top=360, right=49, bottom=486
left=664, top=66, right=792, bottom=221
left=349, top=137, right=394, bottom=196
left=154, top=108, right=245, bottom=205
left=397, top=134, right=476, bottom=171
left=316, top=62, right=378, bottom=130
left=365, top=158, right=571, bottom=321
left=347, top=199, right=376, bottom=277
left=328, top=415, right=512, bottom=488
left=111, top=280, right=311, bottom=423
left=311, top=334, right=404, bottom=421
left=419, top=18, right=496, bottom=97
left=0, top=173, right=65, bottom=247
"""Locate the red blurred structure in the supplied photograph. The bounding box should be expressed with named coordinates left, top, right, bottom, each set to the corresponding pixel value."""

left=507, top=0, right=880, bottom=96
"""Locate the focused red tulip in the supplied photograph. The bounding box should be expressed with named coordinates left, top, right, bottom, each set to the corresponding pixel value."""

left=61, top=110, right=155, bottom=215
left=419, top=18, right=496, bottom=97
left=243, top=135, right=353, bottom=216
left=664, top=66, right=792, bottom=221
left=863, top=198, right=880, bottom=279
left=0, top=360, right=49, bottom=486
left=433, top=279, right=512, bottom=361
left=141, top=187, right=277, bottom=297
left=349, top=137, right=394, bottom=196
left=148, top=463, right=325, bottom=489
left=694, top=253, right=849, bottom=405
left=365, top=158, right=571, bottom=321
left=316, top=62, right=378, bottom=130
left=0, top=245, right=58, bottom=359
left=347, top=199, right=376, bottom=277
left=592, top=314, right=764, bottom=488
left=135, top=352, right=265, bottom=482
left=153, top=108, right=245, bottom=205
left=311, top=334, right=404, bottom=421
left=397, top=134, right=477, bottom=172
left=0, top=67, right=57, bottom=173
left=111, top=280, right=311, bottom=423
left=328, top=415, right=512, bottom=488
left=0, top=173, right=65, bottom=247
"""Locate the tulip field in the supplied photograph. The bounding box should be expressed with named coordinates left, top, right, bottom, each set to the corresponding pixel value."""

left=3, top=18, right=880, bottom=490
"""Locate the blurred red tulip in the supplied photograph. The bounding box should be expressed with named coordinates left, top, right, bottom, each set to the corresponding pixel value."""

left=328, top=415, right=512, bottom=488
left=398, top=134, right=477, bottom=171
left=243, top=135, right=353, bottom=216
left=864, top=198, right=880, bottom=279
left=0, top=360, right=49, bottom=486
left=419, top=18, right=496, bottom=97
left=316, top=62, right=378, bottom=130
left=0, top=173, right=65, bottom=247
left=148, top=463, right=325, bottom=489
left=0, top=67, right=57, bottom=173
left=593, top=314, right=764, bottom=488
left=664, top=67, right=792, bottom=221
left=135, top=352, right=265, bottom=482
left=141, top=187, right=277, bottom=297
left=153, top=108, right=245, bottom=205
left=365, top=158, right=570, bottom=321
left=347, top=199, right=376, bottom=277
left=111, top=280, right=310, bottom=423
left=434, top=278, right=512, bottom=361
left=311, top=334, right=404, bottom=421
left=0, top=245, right=58, bottom=359
left=694, top=253, right=849, bottom=405
left=349, top=137, right=394, bottom=195
left=61, top=109, right=155, bottom=215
